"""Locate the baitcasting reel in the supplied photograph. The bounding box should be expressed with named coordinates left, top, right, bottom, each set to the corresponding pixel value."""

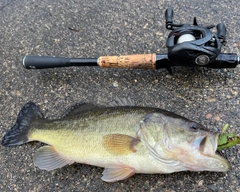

left=166, top=8, right=226, bottom=67
left=23, top=8, right=240, bottom=73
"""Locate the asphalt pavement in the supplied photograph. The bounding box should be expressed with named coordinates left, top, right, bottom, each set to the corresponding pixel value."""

left=0, top=0, right=239, bottom=191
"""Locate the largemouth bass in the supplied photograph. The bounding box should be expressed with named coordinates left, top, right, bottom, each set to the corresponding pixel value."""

left=2, top=100, right=230, bottom=182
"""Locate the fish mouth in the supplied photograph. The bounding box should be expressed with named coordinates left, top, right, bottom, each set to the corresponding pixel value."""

left=192, top=132, right=230, bottom=172
left=191, top=132, right=218, bottom=155
left=198, top=132, right=218, bottom=156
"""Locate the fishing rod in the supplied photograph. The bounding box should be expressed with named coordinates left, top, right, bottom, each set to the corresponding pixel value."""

left=23, top=8, right=240, bottom=73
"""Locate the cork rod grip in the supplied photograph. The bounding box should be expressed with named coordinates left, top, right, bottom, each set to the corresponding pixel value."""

left=97, top=54, right=156, bottom=69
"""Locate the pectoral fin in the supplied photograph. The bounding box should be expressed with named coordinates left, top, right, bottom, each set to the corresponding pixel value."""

left=102, top=134, right=140, bottom=155
left=102, top=165, right=135, bottom=182
left=33, top=146, right=73, bottom=170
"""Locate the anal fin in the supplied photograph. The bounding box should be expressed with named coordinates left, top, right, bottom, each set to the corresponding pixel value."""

left=102, top=165, right=135, bottom=182
left=33, top=146, right=73, bottom=171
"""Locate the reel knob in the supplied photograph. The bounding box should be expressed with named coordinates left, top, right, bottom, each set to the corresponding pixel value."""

left=165, top=8, right=174, bottom=30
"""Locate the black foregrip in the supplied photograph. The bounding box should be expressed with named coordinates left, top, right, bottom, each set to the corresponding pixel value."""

left=207, top=53, right=239, bottom=68
left=23, top=56, right=71, bottom=69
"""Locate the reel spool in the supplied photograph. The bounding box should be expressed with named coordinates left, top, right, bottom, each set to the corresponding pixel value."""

left=176, top=34, right=196, bottom=44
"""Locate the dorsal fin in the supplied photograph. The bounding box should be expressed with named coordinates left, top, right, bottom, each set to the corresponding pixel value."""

left=108, top=97, right=135, bottom=107
left=64, top=103, right=101, bottom=118
left=64, top=97, right=135, bottom=118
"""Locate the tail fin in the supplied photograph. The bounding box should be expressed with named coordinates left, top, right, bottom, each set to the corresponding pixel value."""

left=2, top=101, right=43, bottom=146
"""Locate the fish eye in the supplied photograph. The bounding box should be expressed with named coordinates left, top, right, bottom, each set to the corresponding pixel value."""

left=189, top=122, right=197, bottom=130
